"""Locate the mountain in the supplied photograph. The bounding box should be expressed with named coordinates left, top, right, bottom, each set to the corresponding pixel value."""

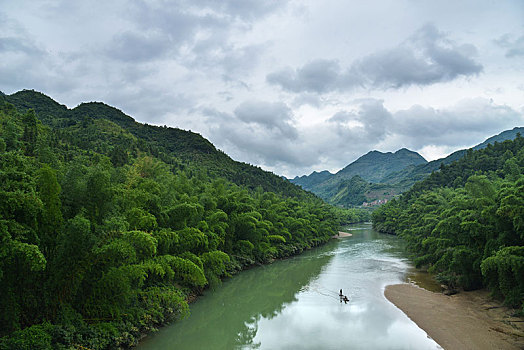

left=0, top=89, right=307, bottom=198
left=293, top=148, right=426, bottom=190
left=290, top=148, right=427, bottom=206
left=291, top=170, right=332, bottom=191
left=291, top=127, right=524, bottom=207
left=383, top=126, right=524, bottom=187
left=336, top=148, right=427, bottom=183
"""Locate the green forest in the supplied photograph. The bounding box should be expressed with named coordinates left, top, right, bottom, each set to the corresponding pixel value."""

left=0, top=92, right=368, bottom=349
left=373, top=136, right=524, bottom=312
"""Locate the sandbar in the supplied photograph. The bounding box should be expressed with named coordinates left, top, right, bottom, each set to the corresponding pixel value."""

left=384, top=284, right=524, bottom=350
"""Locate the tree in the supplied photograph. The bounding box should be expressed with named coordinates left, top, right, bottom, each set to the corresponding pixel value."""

left=22, top=110, right=38, bottom=156
left=37, top=165, right=63, bottom=256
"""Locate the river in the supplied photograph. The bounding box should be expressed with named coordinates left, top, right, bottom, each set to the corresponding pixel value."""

left=137, top=223, right=442, bottom=349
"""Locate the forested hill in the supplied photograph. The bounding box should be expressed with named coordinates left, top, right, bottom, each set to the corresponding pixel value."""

left=291, top=129, right=524, bottom=207
left=0, top=89, right=308, bottom=198
left=0, top=91, right=367, bottom=349
left=336, top=148, right=427, bottom=183
left=292, top=148, right=427, bottom=190
left=474, top=127, right=524, bottom=150
left=372, top=135, right=524, bottom=312
left=291, top=148, right=427, bottom=206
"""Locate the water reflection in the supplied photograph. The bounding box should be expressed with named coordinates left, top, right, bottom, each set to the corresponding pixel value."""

left=138, top=224, right=441, bottom=350
left=138, top=242, right=336, bottom=349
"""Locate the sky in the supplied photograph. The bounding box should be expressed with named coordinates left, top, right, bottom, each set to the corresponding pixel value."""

left=1, top=0, right=523, bottom=178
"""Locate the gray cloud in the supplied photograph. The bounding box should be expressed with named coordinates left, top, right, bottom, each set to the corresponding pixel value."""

left=0, top=37, right=43, bottom=56
left=105, top=31, right=172, bottom=62
left=495, top=34, right=524, bottom=58
left=215, top=126, right=307, bottom=167
left=129, top=1, right=218, bottom=35
left=201, top=99, right=395, bottom=174
left=126, top=0, right=286, bottom=47
left=119, top=0, right=283, bottom=80
left=195, top=0, right=288, bottom=21
left=404, top=24, right=482, bottom=82
left=0, top=26, right=79, bottom=94
left=202, top=102, right=307, bottom=169
left=188, top=40, right=266, bottom=81
left=390, top=98, right=522, bottom=149
left=267, top=59, right=341, bottom=93
left=291, top=93, right=323, bottom=108
left=268, top=24, right=483, bottom=93
left=0, top=13, right=46, bottom=73
left=201, top=98, right=522, bottom=177
left=234, top=100, right=297, bottom=138
left=0, top=0, right=289, bottom=126
left=327, top=99, right=392, bottom=143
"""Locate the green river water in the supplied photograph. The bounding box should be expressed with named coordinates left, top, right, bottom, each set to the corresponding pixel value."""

left=137, top=223, right=442, bottom=349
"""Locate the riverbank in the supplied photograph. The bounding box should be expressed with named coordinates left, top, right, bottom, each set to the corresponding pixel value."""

left=385, top=284, right=524, bottom=350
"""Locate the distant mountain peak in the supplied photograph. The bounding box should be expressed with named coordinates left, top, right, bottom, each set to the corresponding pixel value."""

left=345, top=148, right=424, bottom=166
left=336, top=148, right=427, bottom=182
left=395, top=148, right=418, bottom=155
left=290, top=128, right=522, bottom=207
left=310, top=170, right=332, bottom=176
left=291, top=169, right=334, bottom=190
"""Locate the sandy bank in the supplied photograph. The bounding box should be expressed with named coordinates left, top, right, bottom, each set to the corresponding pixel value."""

left=385, top=284, right=524, bottom=350
left=333, top=231, right=353, bottom=238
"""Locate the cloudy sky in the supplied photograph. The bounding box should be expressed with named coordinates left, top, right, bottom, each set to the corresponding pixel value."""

left=1, top=0, right=524, bottom=177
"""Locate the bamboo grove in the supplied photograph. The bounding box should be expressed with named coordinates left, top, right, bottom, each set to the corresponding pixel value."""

left=373, top=135, right=524, bottom=312
left=0, top=96, right=367, bottom=349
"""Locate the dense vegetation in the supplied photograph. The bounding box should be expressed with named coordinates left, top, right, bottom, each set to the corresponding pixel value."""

left=2, top=90, right=314, bottom=198
left=0, top=92, right=367, bottom=349
left=373, top=136, right=524, bottom=312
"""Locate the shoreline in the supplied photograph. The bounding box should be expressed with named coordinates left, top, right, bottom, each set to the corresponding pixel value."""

left=384, top=283, right=524, bottom=350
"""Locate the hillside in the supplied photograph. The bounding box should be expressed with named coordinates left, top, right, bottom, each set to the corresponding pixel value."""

left=372, top=135, right=524, bottom=312
left=0, top=90, right=368, bottom=349
left=336, top=148, right=427, bottom=183
left=293, top=148, right=426, bottom=189
left=292, top=128, right=524, bottom=207
left=473, top=127, right=524, bottom=150
left=291, top=148, right=427, bottom=206
left=0, top=90, right=308, bottom=198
